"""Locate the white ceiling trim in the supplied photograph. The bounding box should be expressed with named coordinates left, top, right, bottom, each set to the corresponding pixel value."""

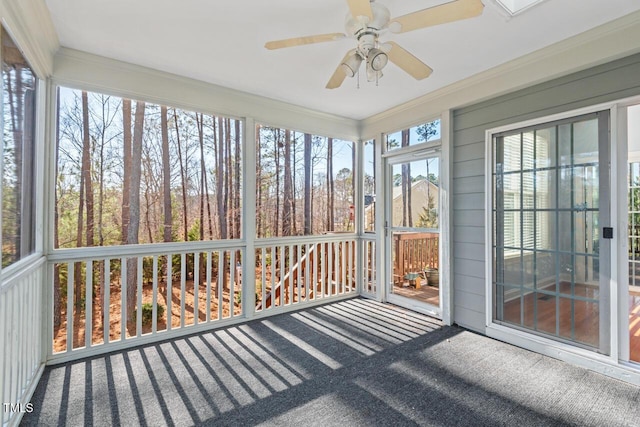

left=361, top=9, right=640, bottom=138
left=2, top=0, right=59, bottom=78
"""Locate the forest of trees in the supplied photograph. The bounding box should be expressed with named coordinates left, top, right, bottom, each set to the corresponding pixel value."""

left=56, top=88, right=357, bottom=250
left=2, top=27, right=37, bottom=269
left=256, top=127, right=355, bottom=237
left=56, top=89, right=243, bottom=249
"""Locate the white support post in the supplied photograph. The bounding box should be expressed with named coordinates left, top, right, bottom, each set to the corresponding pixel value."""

left=86, top=261, right=93, bottom=348
left=375, top=133, right=386, bottom=302
left=43, top=79, right=57, bottom=362
left=194, top=252, right=200, bottom=326
left=355, top=139, right=364, bottom=295
left=152, top=255, right=158, bottom=333
left=441, top=110, right=454, bottom=326
left=243, top=117, right=257, bottom=318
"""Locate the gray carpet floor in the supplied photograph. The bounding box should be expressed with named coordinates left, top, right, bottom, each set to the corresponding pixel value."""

left=23, top=298, right=640, bottom=426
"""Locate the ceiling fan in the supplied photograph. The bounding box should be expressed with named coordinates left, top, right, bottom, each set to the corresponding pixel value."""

left=265, top=0, right=484, bottom=89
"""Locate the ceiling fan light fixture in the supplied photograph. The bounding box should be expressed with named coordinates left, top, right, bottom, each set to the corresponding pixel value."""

left=341, top=52, right=363, bottom=77
left=366, top=62, right=383, bottom=82
left=368, top=47, right=388, bottom=71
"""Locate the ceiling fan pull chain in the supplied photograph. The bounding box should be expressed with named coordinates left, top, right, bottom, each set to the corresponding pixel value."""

left=357, top=68, right=360, bottom=89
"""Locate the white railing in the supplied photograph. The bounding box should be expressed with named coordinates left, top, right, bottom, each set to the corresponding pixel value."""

left=48, top=241, right=245, bottom=362
left=362, top=235, right=377, bottom=298
left=47, top=235, right=360, bottom=362
left=0, top=257, right=45, bottom=427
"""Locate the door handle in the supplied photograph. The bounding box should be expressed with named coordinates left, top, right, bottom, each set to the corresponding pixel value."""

left=603, top=227, right=613, bottom=239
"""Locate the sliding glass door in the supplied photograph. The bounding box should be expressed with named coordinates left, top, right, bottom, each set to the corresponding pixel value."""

left=492, top=111, right=611, bottom=354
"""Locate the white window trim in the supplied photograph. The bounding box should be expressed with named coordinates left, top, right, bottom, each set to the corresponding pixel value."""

left=483, top=101, right=640, bottom=384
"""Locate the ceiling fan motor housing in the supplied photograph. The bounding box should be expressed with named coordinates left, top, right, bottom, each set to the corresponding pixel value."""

left=345, top=2, right=390, bottom=36
left=344, top=1, right=390, bottom=75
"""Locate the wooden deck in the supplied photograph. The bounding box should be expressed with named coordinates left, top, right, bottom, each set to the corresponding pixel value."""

left=393, top=282, right=440, bottom=306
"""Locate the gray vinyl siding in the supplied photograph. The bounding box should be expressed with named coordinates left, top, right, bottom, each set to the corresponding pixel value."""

left=451, top=52, right=640, bottom=333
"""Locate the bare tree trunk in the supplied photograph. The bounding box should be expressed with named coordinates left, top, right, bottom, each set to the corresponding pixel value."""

left=282, top=129, right=293, bottom=236
left=274, top=129, right=280, bottom=237
left=82, top=91, right=95, bottom=248
left=141, top=147, right=155, bottom=243
left=126, top=101, right=145, bottom=323
left=196, top=113, right=205, bottom=242
left=205, top=180, right=214, bottom=239
left=97, top=97, right=108, bottom=309
left=196, top=113, right=206, bottom=280
left=216, top=117, right=227, bottom=240
left=74, top=93, right=87, bottom=310
left=122, top=99, right=132, bottom=243
left=174, top=109, right=188, bottom=242
left=225, top=118, right=232, bottom=239
left=7, top=69, right=23, bottom=259
left=218, top=118, right=230, bottom=289
left=303, top=133, right=312, bottom=235
left=161, top=106, right=172, bottom=244
left=327, top=138, right=334, bottom=231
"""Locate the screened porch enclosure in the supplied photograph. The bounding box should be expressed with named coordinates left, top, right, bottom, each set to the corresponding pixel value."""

left=46, top=85, right=384, bottom=362
left=6, top=1, right=640, bottom=425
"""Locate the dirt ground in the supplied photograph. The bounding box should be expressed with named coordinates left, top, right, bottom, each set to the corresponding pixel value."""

left=52, top=264, right=350, bottom=353
left=53, top=278, right=243, bottom=353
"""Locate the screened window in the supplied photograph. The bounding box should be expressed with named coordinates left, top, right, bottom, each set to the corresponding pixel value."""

left=386, top=118, right=440, bottom=152
left=255, top=125, right=354, bottom=238
left=55, top=87, right=242, bottom=248
left=2, top=27, right=37, bottom=267
left=363, top=139, right=376, bottom=232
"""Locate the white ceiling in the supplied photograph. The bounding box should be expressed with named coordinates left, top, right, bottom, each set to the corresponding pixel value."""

left=44, top=0, right=640, bottom=120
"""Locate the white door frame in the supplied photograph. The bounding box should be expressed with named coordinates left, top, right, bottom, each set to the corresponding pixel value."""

left=615, top=97, right=640, bottom=366
left=483, top=100, right=640, bottom=384
left=374, top=111, right=452, bottom=324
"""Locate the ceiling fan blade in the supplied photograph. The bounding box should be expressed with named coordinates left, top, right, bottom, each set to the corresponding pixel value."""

left=385, top=42, right=433, bottom=80
left=346, top=0, right=373, bottom=21
left=389, top=0, right=484, bottom=34
left=326, top=50, right=356, bottom=89
left=265, top=33, right=346, bottom=50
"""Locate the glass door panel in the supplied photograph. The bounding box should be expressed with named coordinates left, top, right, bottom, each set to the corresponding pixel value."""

left=388, top=156, right=440, bottom=309
left=628, top=161, right=640, bottom=362
left=493, top=112, right=610, bottom=353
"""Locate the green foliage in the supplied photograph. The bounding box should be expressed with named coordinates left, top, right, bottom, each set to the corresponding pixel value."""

left=416, top=120, right=440, bottom=142
left=417, top=194, right=438, bottom=228
left=135, top=302, right=165, bottom=326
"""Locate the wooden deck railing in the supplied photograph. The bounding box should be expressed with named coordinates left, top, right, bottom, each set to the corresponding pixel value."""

left=393, top=232, right=439, bottom=281
left=254, top=237, right=357, bottom=312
